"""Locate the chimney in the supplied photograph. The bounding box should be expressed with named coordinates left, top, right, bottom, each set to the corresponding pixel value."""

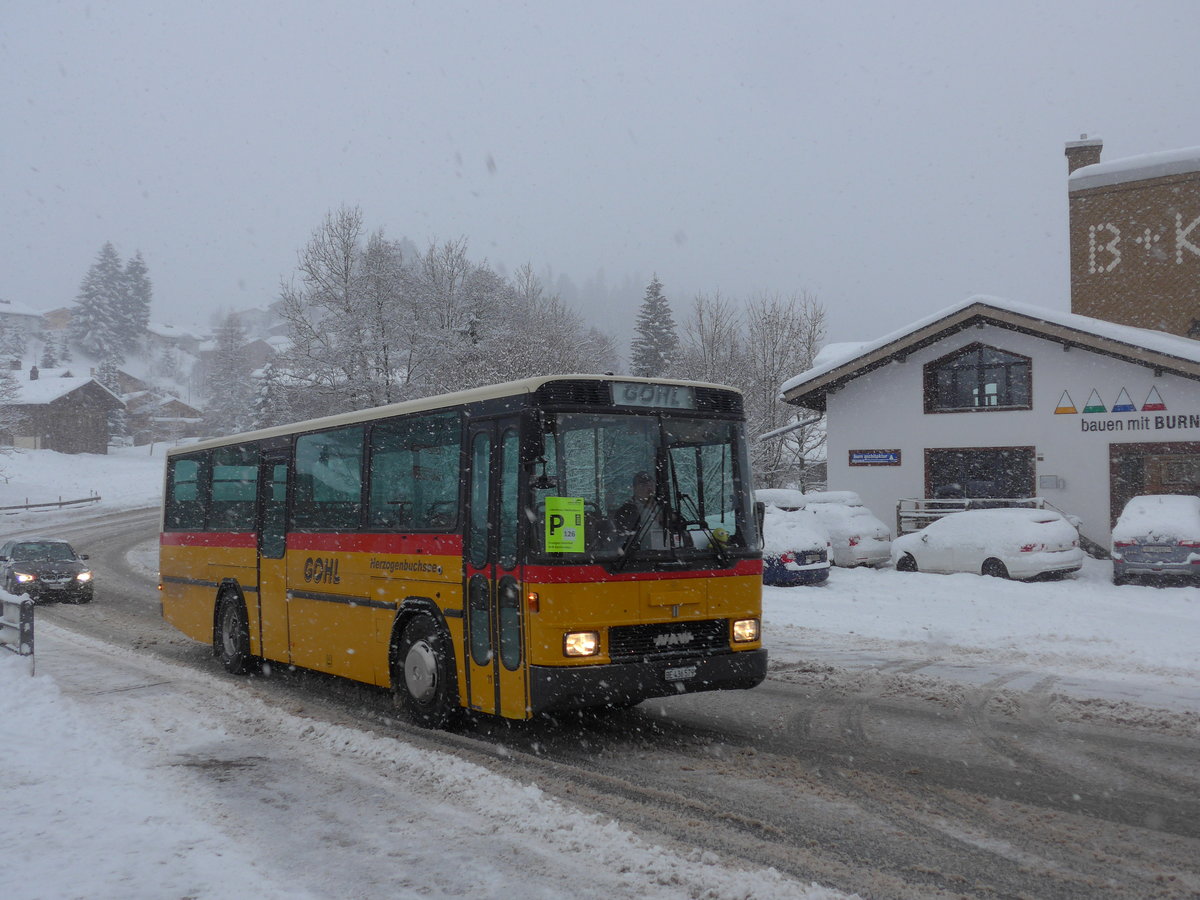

left=1065, top=134, right=1103, bottom=174
left=29, top=365, right=39, bottom=381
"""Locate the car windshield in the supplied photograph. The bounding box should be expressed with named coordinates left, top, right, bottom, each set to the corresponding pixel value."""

left=528, top=412, right=757, bottom=564
left=12, top=541, right=77, bottom=561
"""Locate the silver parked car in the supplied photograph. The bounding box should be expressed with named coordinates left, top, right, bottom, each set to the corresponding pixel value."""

left=1111, top=494, right=1200, bottom=585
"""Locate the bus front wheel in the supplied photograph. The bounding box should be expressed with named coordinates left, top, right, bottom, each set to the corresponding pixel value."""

left=216, top=595, right=255, bottom=675
left=394, top=614, right=460, bottom=729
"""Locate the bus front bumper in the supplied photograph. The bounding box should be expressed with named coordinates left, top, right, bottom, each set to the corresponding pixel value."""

left=529, top=649, right=768, bottom=713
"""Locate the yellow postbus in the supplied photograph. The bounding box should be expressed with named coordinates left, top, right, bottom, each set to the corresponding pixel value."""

left=159, top=375, right=766, bottom=726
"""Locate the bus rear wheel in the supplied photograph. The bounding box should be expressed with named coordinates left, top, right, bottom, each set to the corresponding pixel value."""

left=394, top=614, right=460, bottom=729
left=216, top=594, right=255, bottom=675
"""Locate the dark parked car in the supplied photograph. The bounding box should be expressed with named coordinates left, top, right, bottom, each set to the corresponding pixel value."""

left=760, top=503, right=831, bottom=586
left=1111, top=494, right=1200, bottom=585
left=0, top=538, right=94, bottom=603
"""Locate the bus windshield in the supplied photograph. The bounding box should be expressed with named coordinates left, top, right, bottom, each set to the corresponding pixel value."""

left=529, top=412, right=757, bottom=564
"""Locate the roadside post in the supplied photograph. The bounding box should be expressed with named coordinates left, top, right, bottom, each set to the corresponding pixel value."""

left=0, top=595, right=35, bottom=676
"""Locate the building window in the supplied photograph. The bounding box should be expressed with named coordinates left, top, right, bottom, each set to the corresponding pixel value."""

left=923, top=343, right=1032, bottom=413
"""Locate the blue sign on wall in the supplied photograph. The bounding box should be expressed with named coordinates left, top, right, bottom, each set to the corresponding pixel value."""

left=849, top=449, right=901, bottom=466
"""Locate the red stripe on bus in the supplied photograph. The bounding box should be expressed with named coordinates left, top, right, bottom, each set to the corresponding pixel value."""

left=160, top=532, right=257, bottom=548
left=286, top=533, right=463, bottom=555
left=523, top=558, right=762, bottom=584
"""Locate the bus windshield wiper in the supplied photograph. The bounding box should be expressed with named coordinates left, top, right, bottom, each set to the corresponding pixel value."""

left=612, top=497, right=660, bottom=570
left=676, top=492, right=730, bottom=565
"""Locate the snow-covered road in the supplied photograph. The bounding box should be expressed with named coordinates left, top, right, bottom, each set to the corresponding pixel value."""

left=5, top=626, right=839, bottom=900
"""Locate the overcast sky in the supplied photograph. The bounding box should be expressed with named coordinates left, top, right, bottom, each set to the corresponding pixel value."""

left=3, top=0, right=1198, bottom=348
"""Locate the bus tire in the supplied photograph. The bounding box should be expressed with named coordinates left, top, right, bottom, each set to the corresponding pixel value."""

left=216, top=594, right=255, bottom=675
left=394, top=614, right=460, bottom=729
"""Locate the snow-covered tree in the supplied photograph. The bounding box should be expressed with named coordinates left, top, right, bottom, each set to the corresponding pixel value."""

left=250, top=361, right=296, bottom=430
left=39, top=335, right=61, bottom=368
left=0, top=366, right=22, bottom=469
left=203, top=314, right=255, bottom=435
left=119, top=251, right=153, bottom=352
left=629, top=275, right=678, bottom=378
left=679, top=290, right=827, bottom=488
left=279, top=208, right=618, bottom=418
left=742, top=292, right=826, bottom=488
left=70, top=243, right=127, bottom=361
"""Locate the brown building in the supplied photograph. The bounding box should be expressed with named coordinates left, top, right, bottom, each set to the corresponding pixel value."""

left=1066, top=138, right=1200, bottom=337
left=1, top=369, right=125, bottom=454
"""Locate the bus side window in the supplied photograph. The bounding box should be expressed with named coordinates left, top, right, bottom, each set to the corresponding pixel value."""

left=166, top=454, right=208, bottom=531
left=368, top=412, right=462, bottom=532
left=293, top=426, right=364, bottom=531
left=207, top=445, right=259, bottom=532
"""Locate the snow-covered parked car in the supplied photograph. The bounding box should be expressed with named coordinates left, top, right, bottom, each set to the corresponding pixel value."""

left=797, top=491, right=892, bottom=567
left=760, top=504, right=830, bottom=586
left=892, top=508, right=1083, bottom=580
left=1111, top=494, right=1200, bottom=585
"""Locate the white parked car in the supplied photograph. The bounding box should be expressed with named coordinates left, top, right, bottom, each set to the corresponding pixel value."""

left=797, top=491, right=892, bottom=567
left=892, top=508, right=1083, bottom=580
left=760, top=504, right=830, bottom=586
left=1111, top=494, right=1200, bottom=585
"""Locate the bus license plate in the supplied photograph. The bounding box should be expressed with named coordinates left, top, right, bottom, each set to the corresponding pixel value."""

left=664, top=664, right=697, bottom=682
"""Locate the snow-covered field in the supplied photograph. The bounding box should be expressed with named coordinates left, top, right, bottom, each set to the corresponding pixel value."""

left=2, top=448, right=1197, bottom=898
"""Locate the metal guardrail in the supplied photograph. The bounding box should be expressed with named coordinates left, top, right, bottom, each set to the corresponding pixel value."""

left=896, top=496, right=1045, bottom=535
left=0, top=494, right=101, bottom=514
left=1, top=596, right=35, bottom=675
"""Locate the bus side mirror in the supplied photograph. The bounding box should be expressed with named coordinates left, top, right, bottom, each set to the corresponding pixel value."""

left=754, top=501, right=766, bottom=547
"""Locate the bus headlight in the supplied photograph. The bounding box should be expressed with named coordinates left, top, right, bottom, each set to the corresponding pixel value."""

left=563, top=631, right=599, bottom=657
left=732, top=618, right=760, bottom=643
left=14, top=572, right=36, bottom=583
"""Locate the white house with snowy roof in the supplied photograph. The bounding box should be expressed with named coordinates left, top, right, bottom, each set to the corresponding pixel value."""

left=780, top=296, right=1200, bottom=550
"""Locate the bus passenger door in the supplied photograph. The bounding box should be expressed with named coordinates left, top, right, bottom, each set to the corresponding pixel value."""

left=464, top=418, right=528, bottom=718
left=257, top=448, right=290, bottom=662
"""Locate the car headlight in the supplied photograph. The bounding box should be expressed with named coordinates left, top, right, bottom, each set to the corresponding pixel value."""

left=732, top=618, right=760, bottom=643
left=76, top=571, right=93, bottom=583
left=14, top=572, right=36, bottom=583
left=563, top=631, right=600, bottom=657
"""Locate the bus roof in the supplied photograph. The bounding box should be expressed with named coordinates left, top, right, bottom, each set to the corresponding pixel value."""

left=167, top=374, right=741, bottom=457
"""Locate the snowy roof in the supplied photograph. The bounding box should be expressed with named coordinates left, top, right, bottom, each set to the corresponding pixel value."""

left=147, top=322, right=204, bottom=340
left=9, top=374, right=122, bottom=407
left=0, top=299, right=47, bottom=320
left=781, top=295, right=1200, bottom=411
left=1069, top=145, right=1200, bottom=191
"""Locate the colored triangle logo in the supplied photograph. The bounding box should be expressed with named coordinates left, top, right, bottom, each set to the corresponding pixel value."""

left=1054, top=390, right=1078, bottom=414
left=1082, top=389, right=1107, bottom=414
left=1112, top=388, right=1136, bottom=412
left=1142, top=386, right=1167, bottom=411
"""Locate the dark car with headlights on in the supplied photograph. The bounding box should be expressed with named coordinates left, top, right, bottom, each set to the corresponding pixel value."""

left=0, top=538, right=94, bottom=603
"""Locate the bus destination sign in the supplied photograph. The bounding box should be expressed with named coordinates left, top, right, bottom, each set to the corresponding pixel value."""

left=612, top=381, right=696, bottom=410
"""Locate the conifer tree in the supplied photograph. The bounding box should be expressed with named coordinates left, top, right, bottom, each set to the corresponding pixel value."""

left=204, top=313, right=254, bottom=435
left=120, top=251, right=153, bottom=352
left=629, top=275, right=679, bottom=378
left=70, top=243, right=126, bottom=361
left=39, top=336, right=60, bottom=368
left=251, top=362, right=295, bottom=429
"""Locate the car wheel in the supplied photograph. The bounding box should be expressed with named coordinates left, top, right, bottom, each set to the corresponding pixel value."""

left=393, top=614, right=460, bottom=729
left=895, top=553, right=918, bottom=573
left=982, top=558, right=1009, bottom=579
left=215, top=594, right=255, bottom=674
